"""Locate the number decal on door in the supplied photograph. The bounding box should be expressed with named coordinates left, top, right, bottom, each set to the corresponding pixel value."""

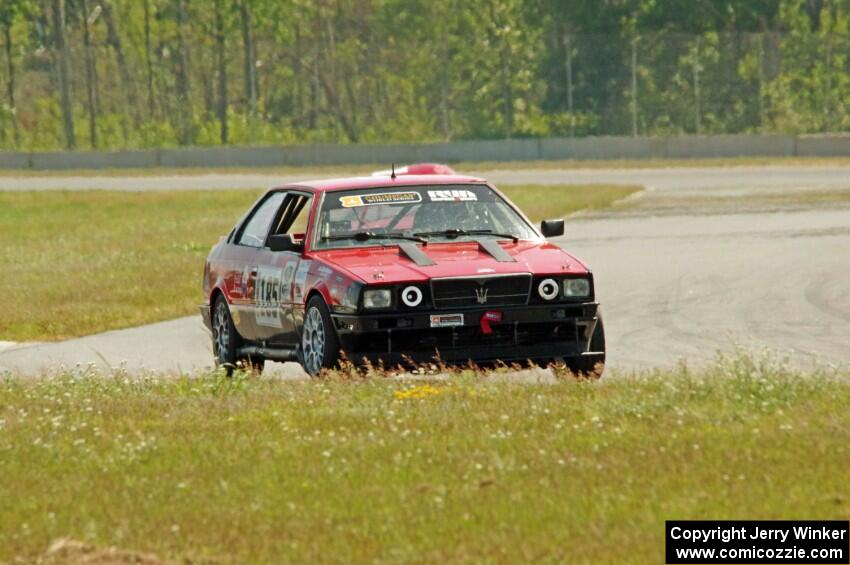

left=255, top=266, right=283, bottom=328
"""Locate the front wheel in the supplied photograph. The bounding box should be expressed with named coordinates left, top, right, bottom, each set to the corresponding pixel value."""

left=567, top=314, right=606, bottom=378
left=301, top=296, right=341, bottom=376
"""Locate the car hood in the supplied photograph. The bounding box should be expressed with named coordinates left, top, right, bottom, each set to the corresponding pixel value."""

left=310, top=240, right=588, bottom=283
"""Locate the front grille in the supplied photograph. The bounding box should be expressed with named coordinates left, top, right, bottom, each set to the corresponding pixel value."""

left=431, top=274, right=532, bottom=309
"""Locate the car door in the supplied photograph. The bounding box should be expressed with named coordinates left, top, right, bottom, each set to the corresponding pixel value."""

left=253, top=191, right=314, bottom=346
left=230, top=191, right=287, bottom=341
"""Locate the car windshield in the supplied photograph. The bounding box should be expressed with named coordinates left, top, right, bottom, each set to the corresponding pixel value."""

left=314, top=184, right=538, bottom=249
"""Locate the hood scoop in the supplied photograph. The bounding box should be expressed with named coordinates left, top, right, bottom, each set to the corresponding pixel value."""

left=396, top=239, right=516, bottom=266
left=477, top=239, right=516, bottom=263
left=398, top=242, right=435, bottom=267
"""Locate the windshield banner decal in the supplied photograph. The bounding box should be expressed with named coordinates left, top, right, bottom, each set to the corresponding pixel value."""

left=339, top=192, right=422, bottom=208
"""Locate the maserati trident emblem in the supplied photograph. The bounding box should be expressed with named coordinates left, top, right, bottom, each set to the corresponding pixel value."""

left=474, top=287, right=489, bottom=304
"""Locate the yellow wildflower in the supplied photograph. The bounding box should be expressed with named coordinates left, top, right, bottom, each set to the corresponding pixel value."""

left=393, top=384, right=446, bottom=400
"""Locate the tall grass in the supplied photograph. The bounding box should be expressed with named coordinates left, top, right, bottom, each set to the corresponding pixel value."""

left=1, top=353, right=847, bottom=563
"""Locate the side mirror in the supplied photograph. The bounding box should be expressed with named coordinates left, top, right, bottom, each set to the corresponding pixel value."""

left=540, top=219, right=565, bottom=238
left=268, top=234, right=304, bottom=253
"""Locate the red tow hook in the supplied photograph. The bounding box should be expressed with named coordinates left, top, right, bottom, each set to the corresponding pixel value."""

left=480, top=311, right=503, bottom=335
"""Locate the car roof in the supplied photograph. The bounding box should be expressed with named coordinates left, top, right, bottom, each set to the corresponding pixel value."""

left=274, top=174, right=488, bottom=193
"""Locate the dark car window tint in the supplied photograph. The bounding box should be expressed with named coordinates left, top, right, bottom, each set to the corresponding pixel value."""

left=238, top=193, right=285, bottom=247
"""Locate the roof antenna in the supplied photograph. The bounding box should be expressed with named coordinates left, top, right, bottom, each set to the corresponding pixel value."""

left=391, top=163, right=396, bottom=180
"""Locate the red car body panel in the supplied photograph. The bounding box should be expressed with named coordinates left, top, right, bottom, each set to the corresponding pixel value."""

left=312, top=241, right=588, bottom=285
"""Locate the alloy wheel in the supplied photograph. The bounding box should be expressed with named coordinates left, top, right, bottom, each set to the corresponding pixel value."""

left=302, top=307, right=325, bottom=374
left=214, top=300, right=231, bottom=364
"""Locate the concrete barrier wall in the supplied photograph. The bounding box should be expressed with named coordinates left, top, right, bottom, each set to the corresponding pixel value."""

left=542, top=136, right=669, bottom=160
left=29, top=149, right=160, bottom=170
left=2, top=134, right=850, bottom=170
left=663, top=134, right=795, bottom=158
left=796, top=135, right=850, bottom=157
left=0, top=152, right=31, bottom=168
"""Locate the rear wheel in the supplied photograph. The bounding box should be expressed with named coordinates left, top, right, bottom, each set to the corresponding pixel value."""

left=301, top=296, right=341, bottom=376
left=212, top=296, right=239, bottom=375
left=212, top=296, right=264, bottom=375
left=567, top=315, right=606, bottom=378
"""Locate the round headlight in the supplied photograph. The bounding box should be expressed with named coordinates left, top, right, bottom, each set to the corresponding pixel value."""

left=538, top=278, right=559, bottom=301
left=563, top=278, right=590, bottom=298
left=401, top=285, right=423, bottom=307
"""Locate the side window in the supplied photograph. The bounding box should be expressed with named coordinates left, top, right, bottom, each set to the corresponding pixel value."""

left=288, top=197, right=312, bottom=237
left=238, top=193, right=286, bottom=247
left=271, top=194, right=313, bottom=240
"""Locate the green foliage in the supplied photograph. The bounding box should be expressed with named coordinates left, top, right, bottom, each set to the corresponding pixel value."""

left=0, top=0, right=849, bottom=150
left=762, top=0, right=850, bottom=132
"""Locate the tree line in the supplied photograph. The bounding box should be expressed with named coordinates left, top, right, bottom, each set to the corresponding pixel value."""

left=0, top=0, right=848, bottom=151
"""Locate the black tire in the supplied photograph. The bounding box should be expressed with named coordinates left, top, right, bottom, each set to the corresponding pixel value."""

left=212, top=295, right=241, bottom=375
left=301, top=296, right=341, bottom=376
left=567, top=314, right=606, bottom=378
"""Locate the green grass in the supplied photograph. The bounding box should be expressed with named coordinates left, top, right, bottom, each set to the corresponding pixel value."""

left=501, top=184, right=639, bottom=219
left=1, top=355, right=848, bottom=563
left=0, top=184, right=640, bottom=342
left=0, top=189, right=262, bottom=341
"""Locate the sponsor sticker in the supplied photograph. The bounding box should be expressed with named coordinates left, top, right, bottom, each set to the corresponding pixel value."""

left=280, top=261, right=297, bottom=301
left=430, top=313, right=464, bottom=328
left=340, top=192, right=422, bottom=208
left=293, top=260, right=311, bottom=303
left=427, top=189, right=477, bottom=202
left=240, top=266, right=250, bottom=296
left=255, top=266, right=283, bottom=328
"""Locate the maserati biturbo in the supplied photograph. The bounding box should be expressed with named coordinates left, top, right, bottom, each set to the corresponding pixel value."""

left=201, top=164, right=605, bottom=376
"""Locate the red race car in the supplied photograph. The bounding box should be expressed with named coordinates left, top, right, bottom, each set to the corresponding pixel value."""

left=201, top=164, right=605, bottom=376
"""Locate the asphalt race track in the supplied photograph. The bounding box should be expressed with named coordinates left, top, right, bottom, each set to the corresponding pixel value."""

left=3, top=165, right=850, bottom=194
left=2, top=165, right=849, bottom=376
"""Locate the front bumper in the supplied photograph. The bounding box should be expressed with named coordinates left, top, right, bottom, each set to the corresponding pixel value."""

left=332, top=303, right=601, bottom=366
